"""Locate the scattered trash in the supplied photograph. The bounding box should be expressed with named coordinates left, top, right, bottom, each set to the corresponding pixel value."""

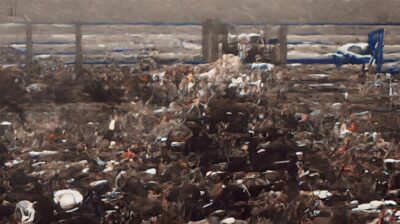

left=53, top=189, right=83, bottom=212
left=221, top=217, right=236, bottom=224
left=313, top=190, right=333, bottom=199
left=144, top=168, right=157, bottom=175
left=14, top=200, right=36, bottom=224
left=28, top=151, right=59, bottom=158
left=1, top=49, right=399, bottom=223
left=0, top=121, right=12, bottom=126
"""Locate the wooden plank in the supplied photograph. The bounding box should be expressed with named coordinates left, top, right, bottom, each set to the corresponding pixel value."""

left=279, top=25, right=288, bottom=64
left=75, top=22, right=83, bottom=78
left=25, top=23, right=33, bottom=73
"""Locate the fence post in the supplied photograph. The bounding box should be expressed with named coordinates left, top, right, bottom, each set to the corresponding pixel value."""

left=75, top=21, right=83, bottom=79
left=202, top=20, right=212, bottom=62
left=25, top=22, right=33, bottom=73
left=216, top=22, right=229, bottom=56
left=279, top=25, right=288, bottom=65
left=202, top=19, right=219, bottom=63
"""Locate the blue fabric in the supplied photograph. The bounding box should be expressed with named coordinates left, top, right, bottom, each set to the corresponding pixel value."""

left=368, top=29, right=385, bottom=73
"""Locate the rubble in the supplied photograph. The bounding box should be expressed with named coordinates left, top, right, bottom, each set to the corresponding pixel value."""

left=1, top=53, right=400, bottom=223
left=14, top=200, right=36, bottom=224
left=53, top=189, right=83, bottom=212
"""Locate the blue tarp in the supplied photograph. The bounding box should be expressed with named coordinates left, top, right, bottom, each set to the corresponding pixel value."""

left=368, top=29, right=385, bottom=73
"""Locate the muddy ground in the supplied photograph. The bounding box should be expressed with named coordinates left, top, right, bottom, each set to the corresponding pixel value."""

left=1, top=53, right=400, bottom=224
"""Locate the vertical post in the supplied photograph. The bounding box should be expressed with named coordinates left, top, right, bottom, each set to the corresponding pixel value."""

left=202, top=20, right=211, bottom=62
left=279, top=25, right=288, bottom=65
left=210, top=24, right=218, bottom=62
left=75, top=22, right=83, bottom=78
left=217, top=23, right=229, bottom=56
left=25, top=22, right=33, bottom=73
left=202, top=19, right=219, bottom=63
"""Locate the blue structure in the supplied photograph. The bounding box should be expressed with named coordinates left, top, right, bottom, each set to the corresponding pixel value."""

left=367, top=29, right=385, bottom=73
left=286, top=29, right=397, bottom=74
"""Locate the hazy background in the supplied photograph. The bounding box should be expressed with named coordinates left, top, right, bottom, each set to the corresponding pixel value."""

left=0, top=0, right=397, bottom=24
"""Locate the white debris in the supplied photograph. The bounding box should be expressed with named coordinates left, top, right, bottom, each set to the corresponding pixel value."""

left=0, top=121, right=12, bottom=126
left=229, top=76, right=246, bottom=88
left=5, top=159, right=24, bottom=167
left=29, top=150, right=59, bottom=157
left=103, top=160, right=119, bottom=173
left=257, top=149, right=266, bottom=154
left=385, top=200, right=397, bottom=206
left=221, top=217, right=236, bottom=224
left=385, top=159, right=400, bottom=164
left=308, top=74, right=329, bottom=79
left=14, top=200, right=36, bottom=224
left=170, top=142, right=185, bottom=147
left=32, top=161, right=46, bottom=167
left=109, top=141, right=116, bottom=148
left=350, top=200, right=359, bottom=205
left=115, top=171, right=127, bottom=189
left=337, top=123, right=353, bottom=138
left=89, top=180, right=108, bottom=188
left=109, top=119, right=116, bottom=131
left=53, top=189, right=83, bottom=212
left=352, top=200, right=397, bottom=212
left=144, top=168, right=157, bottom=175
left=206, top=171, right=225, bottom=177
left=160, top=137, right=168, bottom=142
left=313, top=190, right=333, bottom=199
left=344, top=91, right=349, bottom=100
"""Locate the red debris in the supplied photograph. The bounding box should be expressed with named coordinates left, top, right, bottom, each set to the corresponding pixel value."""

left=123, top=150, right=136, bottom=160
left=299, top=113, right=309, bottom=123
left=347, top=122, right=357, bottom=133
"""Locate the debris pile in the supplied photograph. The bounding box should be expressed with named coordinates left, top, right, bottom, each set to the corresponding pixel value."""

left=0, top=54, right=400, bottom=223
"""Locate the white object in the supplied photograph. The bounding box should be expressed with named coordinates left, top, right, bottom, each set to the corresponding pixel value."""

left=384, top=159, right=400, bottom=163
left=14, top=200, right=36, bottom=224
left=352, top=200, right=397, bottom=211
left=160, top=137, right=168, bottom=142
left=32, top=161, right=46, bottom=167
left=144, top=168, right=156, bottom=175
left=221, top=217, right=236, bottom=224
left=109, top=141, right=116, bottom=148
left=170, top=142, right=185, bottom=147
left=53, top=189, right=83, bottom=212
left=344, top=92, right=349, bottom=100
left=108, top=119, right=116, bottom=131
left=257, top=149, right=266, bottom=154
left=339, top=123, right=353, bottom=137
left=206, top=171, right=225, bottom=177
left=90, top=180, right=108, bottom=188
left=5, top=159, right=24, bottom=167
left=313, top=190, right=333, bottom=199
left=29, top=151, right=58, bottom=157
left=115, top=171, right=127, bottom=189
left=1, top=121, right=12, bottom=126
